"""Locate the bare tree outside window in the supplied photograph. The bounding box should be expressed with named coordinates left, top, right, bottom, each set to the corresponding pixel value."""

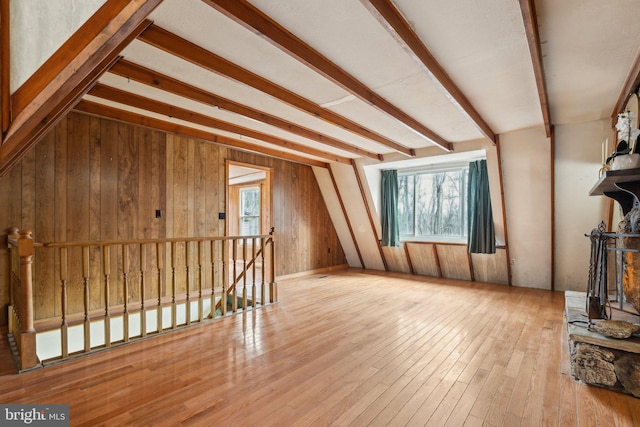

left=398, top=168, right=468, bottom=240
left=240, top=186, right=261, bottom=236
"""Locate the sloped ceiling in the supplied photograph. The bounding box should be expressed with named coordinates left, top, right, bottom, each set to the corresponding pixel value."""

left=5, top=0, right=640, bottom=169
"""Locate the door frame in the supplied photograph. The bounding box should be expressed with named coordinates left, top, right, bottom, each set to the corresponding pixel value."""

left=226, top=160, right=272, bottom=237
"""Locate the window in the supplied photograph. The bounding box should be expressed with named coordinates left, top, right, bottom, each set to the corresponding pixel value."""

left=398, top=167, right=468, bottom=240
left=239, top=186, right=260, bottom=236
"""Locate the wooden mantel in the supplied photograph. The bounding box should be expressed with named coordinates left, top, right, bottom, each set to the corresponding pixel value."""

left=590, top=167, right=640, bottom=215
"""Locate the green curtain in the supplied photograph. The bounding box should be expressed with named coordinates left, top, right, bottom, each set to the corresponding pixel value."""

left=467, top=160, right=496, bottom=254
left=381, top=169, right=399, bottom=247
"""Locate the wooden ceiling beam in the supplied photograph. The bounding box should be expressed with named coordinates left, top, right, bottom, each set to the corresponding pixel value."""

left=0, top=1, right=160, bottom=178
left=110, top=59, right=382, bottom=160
left=74, top=99, right=328, bottom=168
left=361, top=0, right=496, bottom=145
left=88, top=83, right=352, bottom=165
left=519, top=0, right=552, bottom=138
left=138, top=24, right=415, bottom=157
left=11, top=0, right=138, bottom=119
left=202, top=0, right=451, bottom=152
left=611, top=48, right=640, bottom=122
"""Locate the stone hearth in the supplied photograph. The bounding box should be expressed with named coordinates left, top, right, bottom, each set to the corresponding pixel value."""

left=565, top=291, right=640, bottom=398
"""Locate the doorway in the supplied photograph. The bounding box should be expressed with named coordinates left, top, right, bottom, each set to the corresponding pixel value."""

left=226, top=161, right=272, bottom=295
left=227, top=161, right=272, bottom=237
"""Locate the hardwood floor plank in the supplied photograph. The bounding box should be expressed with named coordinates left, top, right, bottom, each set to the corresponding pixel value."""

left=0, top=270, right=639, bottom=426
left=591, top=387, right=616, bottom=427
left=445, top=369, right=490, bottom=426
left=576, top=386, right=598, bottom=427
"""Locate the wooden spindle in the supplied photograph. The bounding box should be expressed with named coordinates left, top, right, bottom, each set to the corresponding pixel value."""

left=156, top=242, right=163, bottom=332
left=103, top=245, right=111, bottom=347
left=221, top=240, right=227, bottom=316
left=232, top=239, right=238, bottom=312
left=122, top=244, right=129, bottom=342
left=198, top=240, right=204, bottom=322
left=171, top=242, right=177, bottom=328
left=260, top=236, right=265, bottom=306
left=82, top=246, right=90, bottom=352
left=252, top=237, right=257, bottom=309
left=242, top=238, right=247, bottom=311
left=139, top=243, right=146, bottom=337
left=60, top=247, right=69, bottom=358
left=210, top=240, right=216, bottom=318
left=269, top=228, right=277, bottom=303
left=185, top=241, right=191, bottom=325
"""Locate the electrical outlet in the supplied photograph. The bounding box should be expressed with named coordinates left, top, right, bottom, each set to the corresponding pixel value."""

left=511, top=258, right=516, bottom=265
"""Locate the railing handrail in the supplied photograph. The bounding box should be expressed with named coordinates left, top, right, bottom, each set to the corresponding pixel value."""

left=37, top=230, right=275, bottom=249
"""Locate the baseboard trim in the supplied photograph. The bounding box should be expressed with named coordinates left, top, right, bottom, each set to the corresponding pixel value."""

left=276, top=264, right=349, bottom=281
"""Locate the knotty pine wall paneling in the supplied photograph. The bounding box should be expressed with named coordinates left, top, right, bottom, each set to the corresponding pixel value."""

left=193, top=140, right=209, bottom=294
left=88, top=117, right=102, bottom=312
left=136, top=126, right=152, bottom=303
left=207, top=145, right=224, bottom=289
left=149, top=129, right=166, bottom=300
left=0, top=111, right=345, bottom=325
left=171, top=134, right=189, bottom=295
left=54, top=117, right=68, bottom=318
left=117, top=121, right=140, bottom=306
left=34, top=130, right=55, bottom=319
left=99, top=119, right=119, bottom=309
left=66, top=113, right=90, bottom=315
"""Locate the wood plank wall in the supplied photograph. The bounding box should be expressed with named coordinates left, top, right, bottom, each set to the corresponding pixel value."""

left=0, top=111, right=346, bottom=325
left=384, top=243, right=509, bottom=285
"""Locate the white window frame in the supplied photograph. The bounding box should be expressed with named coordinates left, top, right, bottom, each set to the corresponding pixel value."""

left=239, top=186, right=261, bottom=237
left=398, top=165, right=469, bottom=242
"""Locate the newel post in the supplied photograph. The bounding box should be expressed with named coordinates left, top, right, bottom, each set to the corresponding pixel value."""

left=269, top=227, right=277, bottom=303
left=17, top=229, right=38, bottom=369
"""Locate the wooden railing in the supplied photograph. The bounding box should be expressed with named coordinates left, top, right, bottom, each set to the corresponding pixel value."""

left=6, top=228, right=277, bottom=370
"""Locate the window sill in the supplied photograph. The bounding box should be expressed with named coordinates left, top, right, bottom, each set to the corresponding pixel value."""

left=400, top=237, right=467, bottom=245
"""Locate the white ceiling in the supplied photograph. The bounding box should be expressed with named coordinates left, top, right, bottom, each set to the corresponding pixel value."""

left=81, top=0, right=640, bottom=165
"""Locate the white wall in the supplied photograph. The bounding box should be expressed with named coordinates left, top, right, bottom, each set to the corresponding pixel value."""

left=312, top=166, right=362, bottom=268
left=330, top=163, right=385, bottom=270
left=500, top=128, right=552, bottom=289
left=555, top=119, right=613, bottom=291
left=10, top=0, right=106, bottom=91
left=332, top=126, right=607, bottom=292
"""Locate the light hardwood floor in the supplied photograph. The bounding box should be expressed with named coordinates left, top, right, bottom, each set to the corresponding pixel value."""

left=1, top=269, right=639, bottom=426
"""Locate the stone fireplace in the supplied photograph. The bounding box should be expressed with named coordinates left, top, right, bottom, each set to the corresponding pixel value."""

left=565, top=292, right=640, bottom=397
left=581, top=167, right=640, bottom=397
